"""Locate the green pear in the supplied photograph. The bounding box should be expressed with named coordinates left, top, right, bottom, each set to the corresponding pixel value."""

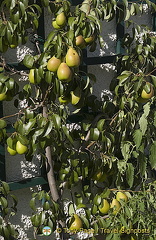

left=85, top=35, right=95, bottom=45
left=56, top=12, right=66, bottom=26
left=141, top=82, right=154, bottom=99
left=0, top=92, right=7, bottom=101
left=69, top=214, right=83, bottom=231
left=116, top=192, right=128, bottom=203
left=70, top=87, right=81, bottom=105
left=76, top=35, right=86, bottom=49
left=47, top=56, right=61, bottom=72
left=7, top=146, right=17, bottom=156
left=66, top=47, right=80, bottom=68
left=99, top=199, right=110, bottom=214
left=110, top=198, right=121, bottom=215
left=28, top=69, right=35, bottom=84
left=92, top=170, right=107, bottom=182
left=59, top=95, right=71, bottom=104
left=57, top=62, right=72, bottom=82
left=16, top=141, right=28, bottom=154
left=52, top=20, right=61, bottom=29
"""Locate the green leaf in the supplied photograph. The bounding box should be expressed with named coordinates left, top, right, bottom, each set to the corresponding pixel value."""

left=7, top=224, right=16, bottom=236
left=40, top=211, right=46, bottom=224
left=2, top=226, right=10, bottom=239
left=154, top=111, right=156, bottom=127
left=10, top=194, right=18, bottom=207
left=30, top=197, right=36, bottom=211
left=0, top=119, right=7, bottom=129
left=45, top=71, right=53, bottom=84
left=123, top=0, right=128, bottom=8
left=117, top=74, right=130, bottom=85
left=31, top=214, right=41, bottom=227
left=23, top=54, right=34, bottom=68
left=80, top=215, right=89, bottom=228
left=5, top=78, right=14, bottom=90
left=149, top=141, right=156, bottom=169
left=143, top=102, right=150, bottom=118
left=41, top=0, right=49, bottom=7
left=139, top=115, right=147, bottom=135
left=126, top=163, right=134, bottom=188
left=1, top=181, right=10, bottom=195
left=80, top=3, right=90, bottom=14
left=119, top=215, right=128, bottom=228
left=70, top=170, right=79, bottom=183
left=0, top=196, right=8, bottom=208
left=91, top=204, right=98, bottom=215
left=68, top=203, right=75, bottom=216
left=136, top=44, right=142, bottom=54
left=133, top=129, right=142, bottom=149
left=106, top=233, right=113, bottom=240
left=62, top=125, right=73, bottom=144
left=93, top=222, right=98, bottom=234
left=125, top=205, right=132, bottom=218
left=97, top=119, right=105, bottom=131
left=19, top=2, right=25, bottom=16
left=23, top=119, right=36, bottom=135
left=90, top=127, right=100, bottom=141
left=93, top=194, right=101, bottom=205
left=138, top=152, right=147, bottom=177
left=121, top=141, right=131, bottom=161
left=42, top=120, right=53, bottom=137
left=151, top=75, right=156, bottom=88
left=52, top=114, right=61, bottom=130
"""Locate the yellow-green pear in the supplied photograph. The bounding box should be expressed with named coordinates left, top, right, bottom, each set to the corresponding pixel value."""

left=9, top=44, right=17, bottom=49
left=141, top=82, right=154, bottom=99
left=0, top=92, right=7, bottom=101
left=28, top=69, right=36, bottom=84
left=57, top=62, right=72, bottom=82
left=66, top=47, right=80, bottom=68
left=76, top=35, right=86, bottom=49
left=92, top=170, right=107, bottom=182
left=16, top=141, right=28, bottom=155
left=70, top=87, right=81, bottom=105
left=56, top=12, right=66, bottom=26
left=69, top=214, right=83, bottom=231
left=7, top=146, right=17, bottom=156
left=47, top=56, right=61, bottom=72
left=116, top=192, right=128, bottom=203
left=85, top=35, right=95, bottom=45
left=52, top=20, right=61, bottom=29
left=59, top=95, right=71, bottom=104
left=99, top=199, right=110, bottom=214
left=110, top=198, right=121, bottom=215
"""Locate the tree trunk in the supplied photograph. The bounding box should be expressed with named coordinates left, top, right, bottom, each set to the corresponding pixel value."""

left=42, top=105, right=59, bottom=202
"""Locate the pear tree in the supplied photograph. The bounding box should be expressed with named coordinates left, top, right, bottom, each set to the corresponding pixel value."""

left=0, top=0, right=156, bottom=240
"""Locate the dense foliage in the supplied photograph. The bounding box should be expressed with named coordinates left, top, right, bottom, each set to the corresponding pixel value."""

left=0, top=0, right=156, bottom=239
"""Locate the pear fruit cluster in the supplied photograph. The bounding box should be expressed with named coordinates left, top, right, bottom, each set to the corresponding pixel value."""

left=46, top=47, right=80, bottom=83
left=52, top=12, right=66, bottom=29
left=98, top=191, right=128, bottom=216
left=7, top=140, right=28, bottom=156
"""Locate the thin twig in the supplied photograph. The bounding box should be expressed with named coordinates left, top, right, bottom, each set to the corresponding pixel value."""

left=109, top=188, right=153, bottom=193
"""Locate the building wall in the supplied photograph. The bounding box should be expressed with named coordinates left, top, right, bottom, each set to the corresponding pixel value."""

left=1, top=5, right=152, bottom=240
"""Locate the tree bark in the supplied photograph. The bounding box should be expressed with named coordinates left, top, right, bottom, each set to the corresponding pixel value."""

left=42, top=105, right=59, bottom=202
